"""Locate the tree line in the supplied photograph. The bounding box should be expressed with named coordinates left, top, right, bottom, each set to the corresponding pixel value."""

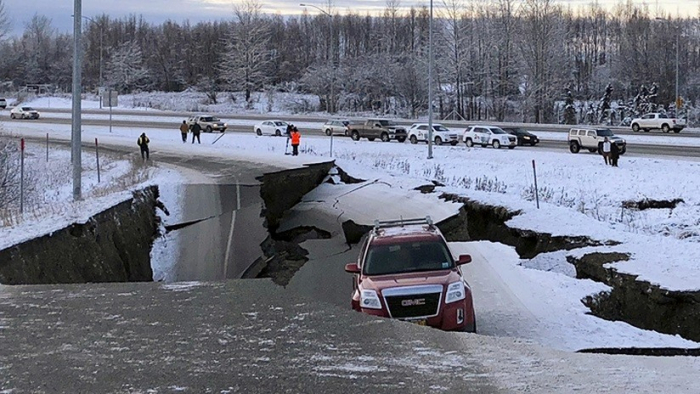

left=0, top=0, right=698, bottom=123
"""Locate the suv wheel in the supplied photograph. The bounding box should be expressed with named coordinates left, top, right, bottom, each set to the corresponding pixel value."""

left=632, top=123, right=640, bottom=132
left=351, top=131, right=360, bottom=141
left=206, top=126, right=213, bottom=133
left=434, top=136, right=442, bottom=145
left=409, top=135, right=418, bottom=144
left=325, top=128, right=332, bottom=136
left=569, top=141, right=581, bottom=153
left=10, top=113, right=15, bottom=119
left=256, top=129, right=262, bottom=136
left=465, top=138, right=473, bottom=147
left=492, top=140, right=501, bottom=149
left=380, top=133, right=390, bottom=142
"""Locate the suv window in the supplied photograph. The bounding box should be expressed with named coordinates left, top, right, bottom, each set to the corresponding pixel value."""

left=363, top=241, right=454, bottom=276
left=595, top=129, right=614, bottom=137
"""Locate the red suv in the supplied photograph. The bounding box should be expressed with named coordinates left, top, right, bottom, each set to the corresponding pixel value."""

left=344, top=217, right=476, bottom=332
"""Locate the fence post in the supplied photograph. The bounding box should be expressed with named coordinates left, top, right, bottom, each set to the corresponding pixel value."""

left=20, top=138, right=25, bottom=213
left=532, top=159, right=539, bottom=209
left=95, top=138, right=101, bottom=183
left=330, top=133, right=334, bottom=158
left=46, top=133, right=49, bottom=162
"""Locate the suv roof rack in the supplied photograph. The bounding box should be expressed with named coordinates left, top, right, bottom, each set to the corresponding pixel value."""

left=373, top=216, right=434, bottom=232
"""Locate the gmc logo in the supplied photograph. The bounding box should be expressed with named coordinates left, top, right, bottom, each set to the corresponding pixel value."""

left=401, top=298, right=426, bottom=307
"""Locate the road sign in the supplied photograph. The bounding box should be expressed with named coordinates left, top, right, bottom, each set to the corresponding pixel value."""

left=102, top=90, right=118, bottom=107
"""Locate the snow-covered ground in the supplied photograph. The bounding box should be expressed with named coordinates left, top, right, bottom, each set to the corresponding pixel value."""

left=2, top=95, right=700, bottom=353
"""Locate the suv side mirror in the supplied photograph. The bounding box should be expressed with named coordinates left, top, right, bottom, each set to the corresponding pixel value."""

left=456, top=254, right=472, bottom=266
left=345, top=263, right=361, bottom=273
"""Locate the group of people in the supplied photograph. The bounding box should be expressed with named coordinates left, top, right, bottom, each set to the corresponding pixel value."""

left=600, top=137, right=620, bottom=167
left=180, top=120, right=201, bottom=144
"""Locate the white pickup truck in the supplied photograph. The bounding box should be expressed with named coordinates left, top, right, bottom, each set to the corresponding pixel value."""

left=630, top=113, right=686, bottom=133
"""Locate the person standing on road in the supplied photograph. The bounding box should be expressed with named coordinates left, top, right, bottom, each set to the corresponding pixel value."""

left=179, top=120, right=189, bottom=143
left=610, top=141, right=620, bottom=167
left=191, top=121, right=202, bottom=144
left=290, top=126, right=301, bottom=156
left=137, top=132, right=150, bottom=161
left=602, top=137, right=611, bottom=165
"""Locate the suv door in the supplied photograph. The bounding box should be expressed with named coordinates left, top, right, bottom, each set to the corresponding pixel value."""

left=473, top=127, right=488, bottom=145
left=585, top=130, right=598, bottom=147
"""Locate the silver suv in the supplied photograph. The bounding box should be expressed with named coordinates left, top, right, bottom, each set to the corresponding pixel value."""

left=568, top=127, right=626, bottom=154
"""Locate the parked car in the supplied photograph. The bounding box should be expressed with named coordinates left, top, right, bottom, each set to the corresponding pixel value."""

left=0, top=98, right=6, bottom=109
left=630, top=112, right=686, bottom=133
left=186, top=115, right=227, bottom=133
left=346, top=119, right=408, bottom=142
left=322, top=119, right=349, bottom=136
left=568, top=127, right=626, bottom=154
left=10, top=106, right=40, bottom=119
left=501, top=127, right=540, bottom=146
left=253, top=120, right=289, bottom=136
left=344, top=216, right=476, bottom=332
left=462, top=125, right=517, bottom=149
left=407, top=123, right=460, bottom=145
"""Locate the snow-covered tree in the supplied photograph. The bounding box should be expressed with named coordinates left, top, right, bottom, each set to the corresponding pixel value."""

left=219, top=0, right=272, bottom=103
left=105, top=40, right=150, bottom=93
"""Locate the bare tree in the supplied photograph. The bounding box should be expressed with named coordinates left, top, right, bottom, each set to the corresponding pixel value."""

left=105, top=40, right=150, bottom=93
left=220, top=0, right=272, bottom=104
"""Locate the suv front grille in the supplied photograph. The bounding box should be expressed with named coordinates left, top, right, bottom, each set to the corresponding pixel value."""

left=382, top=285, right=443, bottom=319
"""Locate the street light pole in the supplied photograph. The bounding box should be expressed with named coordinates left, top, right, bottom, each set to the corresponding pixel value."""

left=71, top=0, right=83, bottom=201
left=675, top=31, right=679, bottom=115
left=427, top=0, right=434, bottom=159
left=300, top=3, right=333, bottom=114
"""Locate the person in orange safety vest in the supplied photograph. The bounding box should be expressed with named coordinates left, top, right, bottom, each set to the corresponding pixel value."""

left=290, top=127, right=301, bottom=156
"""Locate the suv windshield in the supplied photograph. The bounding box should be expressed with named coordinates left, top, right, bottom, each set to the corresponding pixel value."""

left=201, top=116, right=220, bottom=122
left=596, top=129, right=614, bottom=136
left=433, top=125, right=449, bottom=132
left=490, top=127, right=507, bottom=134
left=364, top=241, right=454, bottom=276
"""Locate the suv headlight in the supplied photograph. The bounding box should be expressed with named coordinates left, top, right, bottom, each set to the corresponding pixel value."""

left=360, top=289, right=382, bottom=309
left=445, top=281, right=465, bottom=304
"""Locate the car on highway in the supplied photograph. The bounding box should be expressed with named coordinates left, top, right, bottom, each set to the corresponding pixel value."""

left=568, top=127, right=626, bottom=154
left=254, top=120, right=289, bottom=136
left=462, top=125, right=517, bottom=149
left=10, top=106, right=40, bottom=119
left=344, top=216, right=476, bottom=332
left=322, top=119, right=349, bottom=136
left=407, top=123, right=460, bottom=145
left=630, top=112, right=686, bottom=133
left=186, top=115, right=227, bottom=133
left=501, top=127, right=540, bottom=146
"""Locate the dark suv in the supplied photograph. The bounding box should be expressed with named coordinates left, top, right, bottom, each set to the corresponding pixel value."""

left=501, top=127, right=540, bottom=146
left=344, top=217, right=476, bottom=332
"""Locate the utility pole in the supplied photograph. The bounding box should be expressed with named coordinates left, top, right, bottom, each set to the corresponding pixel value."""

left=427, top=0, right=434, bottom=159
left=72, top=0, right=82, bottom=201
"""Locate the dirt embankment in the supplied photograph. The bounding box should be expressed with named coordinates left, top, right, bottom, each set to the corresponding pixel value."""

left=0, top=186, right=160, bottom=285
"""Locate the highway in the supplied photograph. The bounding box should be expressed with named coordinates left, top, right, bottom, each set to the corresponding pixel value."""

left=11, top=107, right=700, bottom=159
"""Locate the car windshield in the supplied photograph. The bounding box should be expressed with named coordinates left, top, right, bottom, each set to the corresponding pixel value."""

left=596, top=129, right=614, bottom=136
left=274, top=121, right=287, bottom=126
left=363, top=241, right=454, bottom=276
left=22, top=107, right=34, bottom=111
left=490, top=127, right=507, bottom=134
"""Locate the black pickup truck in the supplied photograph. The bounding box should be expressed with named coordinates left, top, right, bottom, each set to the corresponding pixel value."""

left=347, top=119, right=407, bottom=142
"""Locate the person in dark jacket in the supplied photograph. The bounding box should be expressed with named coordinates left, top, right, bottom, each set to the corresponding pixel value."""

left=290, top=127, right=301, bottom=156
left=190, top=121, right=202, bottom=144
left=137, top=132, right=150, bottom=160
left=610, top=142, right=620, bottom=167
left=179, top=120, right=189, bottom=143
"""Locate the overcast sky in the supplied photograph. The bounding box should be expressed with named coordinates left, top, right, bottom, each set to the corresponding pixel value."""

left=4, top=0, right=696, bottom=37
